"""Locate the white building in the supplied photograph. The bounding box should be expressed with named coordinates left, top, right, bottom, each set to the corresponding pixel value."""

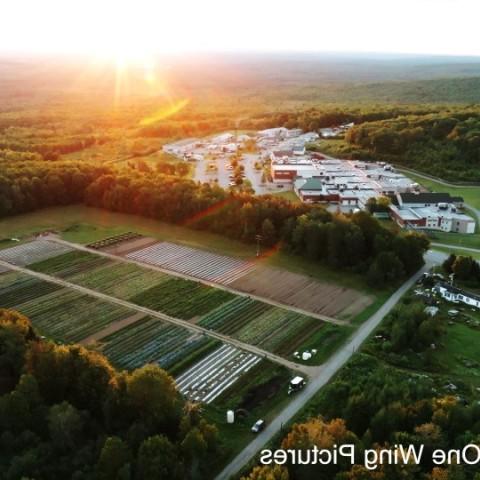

left=163, top=138, right=199, bottom=156
left=391, top=193, right=475, bottom=234
left=434, top=282, right=480, bottom=309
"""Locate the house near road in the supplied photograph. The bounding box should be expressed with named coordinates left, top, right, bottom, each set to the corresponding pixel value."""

left=434, top=282, right=480, bottom=309
left=390, top=192, right=475, bottom=234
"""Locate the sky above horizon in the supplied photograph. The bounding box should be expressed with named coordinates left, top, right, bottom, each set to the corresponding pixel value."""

left=1, top=0, right=479, bottom=60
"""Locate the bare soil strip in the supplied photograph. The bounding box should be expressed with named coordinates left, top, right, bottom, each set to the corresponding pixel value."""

left=230, top=265, right=373, bottom=318
left=79, top=312, right=146, bottom=345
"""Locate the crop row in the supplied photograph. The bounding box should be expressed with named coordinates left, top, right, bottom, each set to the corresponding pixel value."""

left=0, top=239, right=72, bottom=266
left=176, top=344, right=261, bottom=404
left=17, top=288, right=134, bottom=343
left=130, top=278, right=235, bottom=319
left=126, top=241, right=255, bottom=284
left=29, top=251, right=111, bottom=278
left=101, top=317, right=212, bottom=370
left=0, top=272, right=63, bottom=307
left=198, top=297, right=331, bottom=357
left=68, top=261, right=171, bottom=299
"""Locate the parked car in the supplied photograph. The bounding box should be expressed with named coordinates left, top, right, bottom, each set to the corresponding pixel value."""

left=251, top=419, right=265, bottom=433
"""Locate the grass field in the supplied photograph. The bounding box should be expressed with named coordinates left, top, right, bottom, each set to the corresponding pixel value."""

left=435, top=321, right=480, bottom=387
left=428, top=231, right=480, bottom=249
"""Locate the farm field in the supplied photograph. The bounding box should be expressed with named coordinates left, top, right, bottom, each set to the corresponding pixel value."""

left=198, top=296, right=349, bottom=360
left=230, top=265, right=373, bottom=319
left=99, top=316, right=218, bottom=372
left=0, top=239, right=73, bottom=266
left=0, top=271, right=134, bottom=343
left=176, top=344, right=261, bottom=404
left=24, top=246, right=236, bottom=320
left=125, top=241, right=256, bottom=284
left=1, top=239, right=358, bottom=364
left=29, top=250, right=172, bottom=298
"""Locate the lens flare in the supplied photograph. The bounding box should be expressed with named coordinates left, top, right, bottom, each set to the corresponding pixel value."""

left=140, top=98, right=190, bottom=126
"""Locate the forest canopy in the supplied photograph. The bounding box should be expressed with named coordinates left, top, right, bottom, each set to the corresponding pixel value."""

left=0, top=309, right=218, bottom=479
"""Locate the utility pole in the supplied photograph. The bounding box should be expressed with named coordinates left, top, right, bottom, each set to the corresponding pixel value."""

left=255, top=234, right=263, bottom=258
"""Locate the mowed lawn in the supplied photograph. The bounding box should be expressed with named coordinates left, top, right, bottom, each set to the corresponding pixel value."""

left=0, top=205, right=381, bottom=293
left=435, top=321, right=480, bottom=388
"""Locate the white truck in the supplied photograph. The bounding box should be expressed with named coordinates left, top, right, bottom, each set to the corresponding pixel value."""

left=288, top=376, right=306, bottom=395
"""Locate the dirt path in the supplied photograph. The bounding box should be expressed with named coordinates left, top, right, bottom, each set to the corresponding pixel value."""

left=45, top=236, right=347, bottom=326
left=0, top=258, right=316, bottom=375
left=79, top=312, right=145, bottom=345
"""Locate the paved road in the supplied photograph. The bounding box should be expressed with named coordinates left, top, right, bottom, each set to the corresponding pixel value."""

left=0, top=258, right=316, bottom=375
left=45, top=236, right=345, bottom=326
left=215, top=250, right=447, bottom=480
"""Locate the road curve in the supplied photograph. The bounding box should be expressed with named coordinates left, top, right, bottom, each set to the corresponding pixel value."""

left=214, top=250, right=446, bottom=480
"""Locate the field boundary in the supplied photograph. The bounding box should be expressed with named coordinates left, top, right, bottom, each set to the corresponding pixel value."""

left=0, top=258, right=316, bottom=375
left=79, top=312, right=145, bottom=345
left=45, top=236, right=347, bottom=326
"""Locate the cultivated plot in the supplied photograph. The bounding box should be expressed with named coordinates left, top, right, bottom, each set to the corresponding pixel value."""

left=30, top=252, right=170, bottom=299
left=230, top=265, right=373, bottom=318
left=27, top=248, right=235, bottom=320
left=126, top=241, right=256, bottom=284
left=100, top=316, right=215, bottom=371
left=0, top=239, right=72, bottom=266
left=198, top=296, right=343, bottom=356
left=0, top=271, right=134, bottom=343
left=176, top=344, right=261, bottom=404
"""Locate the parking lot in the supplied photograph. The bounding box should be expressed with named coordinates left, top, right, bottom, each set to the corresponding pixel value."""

left=192, top=150, right=291, bottom=195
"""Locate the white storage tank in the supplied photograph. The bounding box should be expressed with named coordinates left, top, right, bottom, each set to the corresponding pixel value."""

left=227, top=410, right=235, bottom=424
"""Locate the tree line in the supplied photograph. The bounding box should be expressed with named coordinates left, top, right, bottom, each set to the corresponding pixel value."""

left=0, top=309, right=218, bottom=479
left=1, top=163, right=428, bottom=286
left=344, top=109, right=480, bottom=181
left=443, top=254, right=480, bottom=289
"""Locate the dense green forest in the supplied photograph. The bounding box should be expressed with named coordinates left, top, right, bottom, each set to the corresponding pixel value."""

left=343, top=110, right=480, bottom=181
left=0, top=309, right=218, bottom=479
